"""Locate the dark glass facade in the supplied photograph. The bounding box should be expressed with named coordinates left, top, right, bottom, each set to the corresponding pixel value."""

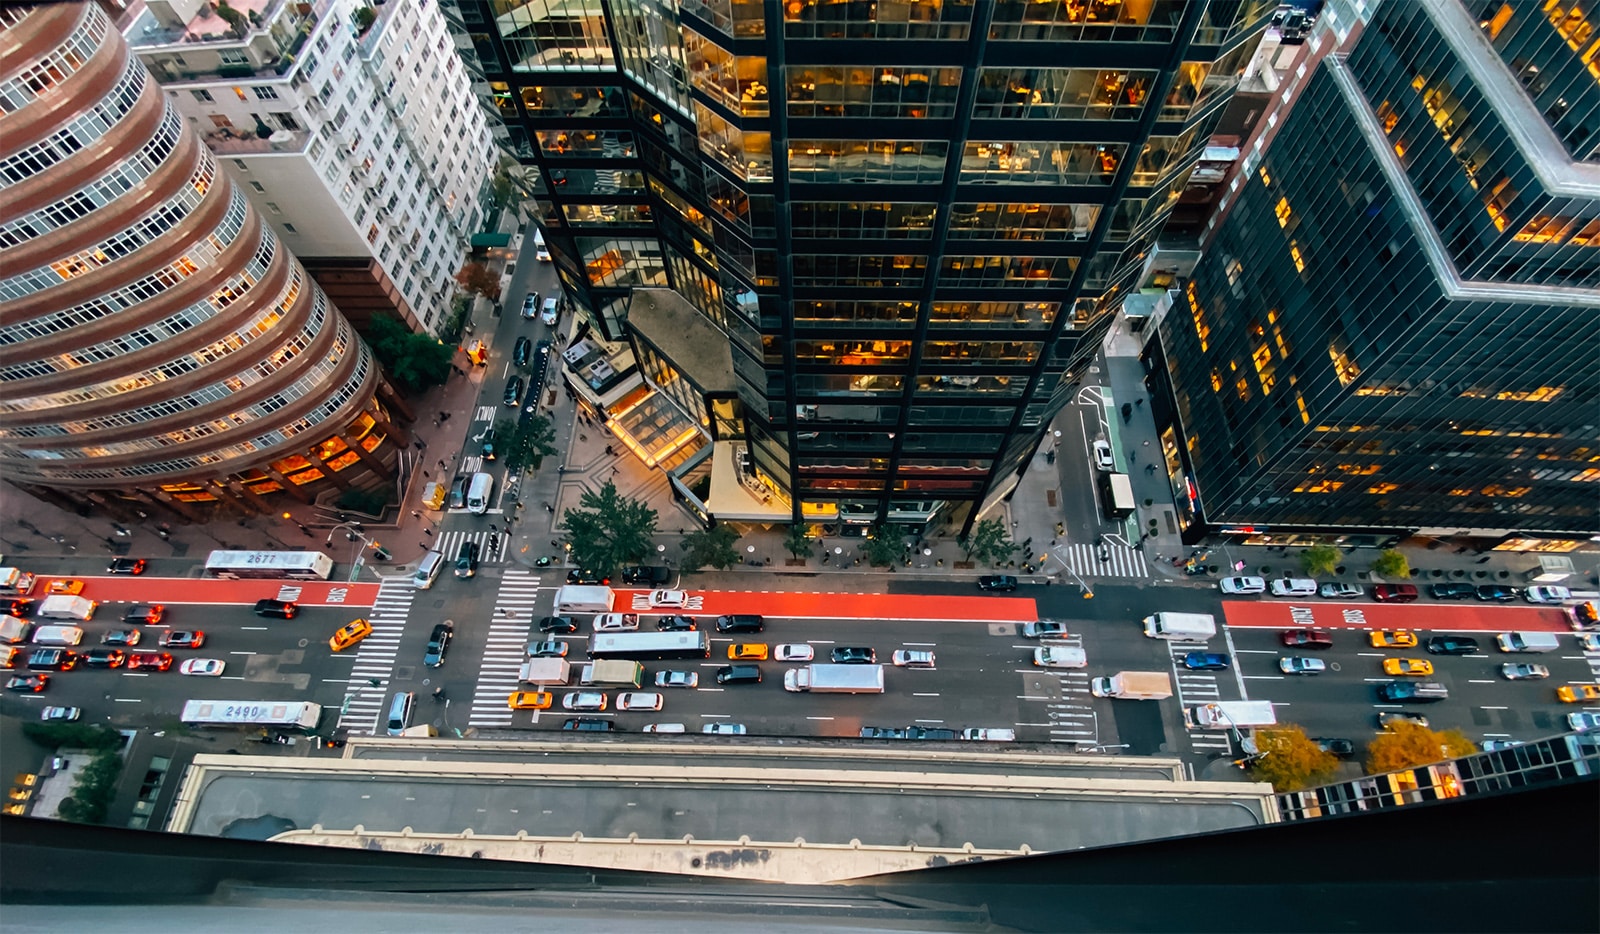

left=1149, top=0, right=1600, bottom=539
left=450, top=0, right=1272, bottom=529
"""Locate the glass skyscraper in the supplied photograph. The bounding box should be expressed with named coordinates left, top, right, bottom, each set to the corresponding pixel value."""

left=450, top=0, right=1272, bottom=533
left=1146, top=0, right=1600, bottom=545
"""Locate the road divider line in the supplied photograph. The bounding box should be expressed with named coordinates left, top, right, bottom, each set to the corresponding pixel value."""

left=806, top=716, right=833, bottom=721
left=112, top=698, right=142, bottom=703
left=912, top=692, right=940, bottom=697
left=228, top=651, right=255, bottom=655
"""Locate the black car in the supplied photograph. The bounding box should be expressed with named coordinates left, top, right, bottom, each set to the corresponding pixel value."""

left=252, top=599, right=297, bottom=619
left=27, top=649, right=77, bottom=671
left=562, top=718, right=616, bottom=731
left=448, top=475, right=468, bottom=510
left=422, top=622, right=452, bottom=667
left=621, top=566, right=672, bottom=585
left=715, top=664, right=762, bottom=685
left=656, top=615, right=696, bottom=631
left=1475, top=584, right=1517, bottom=602
left=977, top=575, right=1018, bottom=592
left=538, top=615, right=578, bottom=634
left=1424, top=635, right=1480, bottom=655
left=480, top=428, right=496, bottom=461
left=101, top=629, right=140, bottom=647
left=859, top=726, right=910, bottom=740
left=503, top=376, right=523, bottom=407
left=904, top=726, right=958, bottom=741
left=715, top=614, right=763, bottom=634
left=107, top=557, right=146, bottom=575
left=3, top=599, right=35, bottom=618
left=512, top=337, right=532, bottom=368
left=122, top=604, right=164, bottom=625
left=455, top=541, right=480, bottom=579
left=1314, top=737, right=1356, bottom=757
left=831, top=646, right=877, bottom=664
left=566, top=568, right=609, bottom=585
left=81, top=648, right=126, bottom=669
left=1428, top=582, right=1477, bottom=600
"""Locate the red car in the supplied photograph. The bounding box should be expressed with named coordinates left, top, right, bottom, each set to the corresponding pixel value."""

left=126, top=652, right=174, bottom=672
left=1371, top=584, right=1419, bottom=603
left=1279, top=629, right=1334, bottom=649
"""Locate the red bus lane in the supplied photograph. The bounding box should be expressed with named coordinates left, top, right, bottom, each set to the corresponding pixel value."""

left=1221, top=600, right=1574, bottom=633
left=31, top=575, right=381, bottom=609
left=619, top=589, right=1039, bottom=623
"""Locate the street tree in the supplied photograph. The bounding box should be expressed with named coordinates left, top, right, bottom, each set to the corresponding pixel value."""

left=496, top=415, right=558, bottom=473
left=1299, top=544, right=1342, bottom=578
left=863, top=524, right=907, bottom=567
left=364, top=315, right=452, bottom=394
left=783, top=525, right=816, bottom=560
left=1366, top=721, right=1477, bottom=774
left=559, top=481, right=658, bottom=576
left=1249, top=725, right=1339, bottom=792
left=680, top=524, right=741, bottom=573
left=961, top=517, right=1019, bottom=567
left=1370, top=548, right=1411, bottom=580
left=56, top=749, right=122, bottom=825
left=453, top=261, right=501, bottom=302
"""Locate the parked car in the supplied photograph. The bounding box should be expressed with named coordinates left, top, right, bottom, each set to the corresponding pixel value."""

left=107, top=557, right=146, bottom=575
left=960, top=728, right=1016, bottom=742
left=656, top=615, right=696, bottom=631
left=562, top=718, right=615, bottom=731
left=891, top=650, right=936, bottom=669
left=1428, top=582, right=1477, bottom=600
left=1021, top=620, right=1068, bottom=638
left=1183, top=652, right=1230, bottom=671
left=1280, top=629, right=1334, bottom=648
left=178, top=658, right=226, bottom=677
left=654, top=670, right=699, bottom=689
left=1501, top=663, right=1550, bottom=680
left=1269, top=578, right=1319, bottom=597
left=977, top=575, right=1018, bottom=592
left=904, top=726, right=958, bottom=741
left=1369, top=630, right=1417, bottom=649
left=774, top=644, right=814, bottom=662
left=622, top=566, right=671, bottom=585
left=1371, top=584, right=1419, bottom=603
left=831, top=646, right=877, bottom=664
left=540, top=296, right=560, bottom=326
left=422, top=622, right=453, bottom=667
left=648, top=589, right=690, bottom=608
left=1475, top=584, right=1518, bottom=602
left=566, top=569, right=609, bottom=585
left=45, top=580, right=84, bottom=595
left=859, top=726, right=910, bottom=739
left=1279, top=656, right=1327, bottom=675
left=642, top=723, right=685, bottom=733
left=1480, top=740, right=1523, bottom=752
left=512, top=337, right=532, bottom=368
left=253, top=599, right=298, bottom=619
left=1313, top=737, right=1355, bottom=757
left=1219, top=576, right=1266, bottom=595
left=1424, top=635, right=1480, bottom=655
left=703, top=723, right=747, bottom=735
left=1524, top=585, right=1571, bottom=604
left=1093, top=440, right=1115, bottom=470
left=1318, top=582, right=1364, bottom=599
left=1567, top=712, right=1600, bottom=731
left=520, top=291, right=540, bottom=319
left=538, top=615, right=579, bottom=634
left=1378, top=711, right=1429, bottom=728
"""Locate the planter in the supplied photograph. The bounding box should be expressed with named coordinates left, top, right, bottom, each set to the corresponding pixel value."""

left=785, top=558, right=806, bottom=567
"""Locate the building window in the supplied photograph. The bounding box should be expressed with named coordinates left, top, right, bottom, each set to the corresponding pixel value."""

left=252, top=85, right=279, bottom=100
left=249, top=181, right=266, bottom=193
left=191, top=89, right=213, bottom=102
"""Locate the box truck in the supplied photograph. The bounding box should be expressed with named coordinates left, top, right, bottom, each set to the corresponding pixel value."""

left=1495, top=631, right=1560, bottom=653
left=37, top=595, right=96, bottom=621
left=518, top=658, right=572, bottom=684
left=783, top=663, right=885, bottom=693
left=1142, top=611, right=1216, bottom=641
left=578, top=659, right=644, bottom=688
left=1090, top=671, right=1173, bottom=700
left=0, top=615, right=33, bottom=645
left=30, top=625, right=85, bottom=647
left=1190, top=701, right=1277, bottom=729
left=554, top=585, right=614, bottom=613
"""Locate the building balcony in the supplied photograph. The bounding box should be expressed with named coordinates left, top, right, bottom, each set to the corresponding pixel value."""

left=202, top=127, right=311, bottom=156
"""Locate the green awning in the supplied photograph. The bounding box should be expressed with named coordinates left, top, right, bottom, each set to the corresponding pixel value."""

left=471, top=233, right=511, bottom=247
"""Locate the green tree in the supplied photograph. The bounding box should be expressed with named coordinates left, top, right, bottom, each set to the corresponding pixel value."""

left=364, top=315, right=452, bottom=394
left=961, top=517, right=1019, bottom=567
left=559, top=481, right=658, bottom=576
left=351, top=5, right=376, bottom=34
left=1370, top=548, right=1411, bottom=580
left=336, top=486, right=388, bottom=516
left=21, top=721, right=121, bottom=751
left=680, top=525, right=740, bottom=573
left=863, top=524, right=906, bottom=567
left=782, top=525, right=816, bottom=560
left=1299, top=543, right=1342, bottom=577
left=1366, top=721, right=1477, bottom=774
left=453, top=261, right=501, bottom=302
left=497, top=415, right=558, bottom=473
left=1249, top=725, right=1340, bottom=792
left=56, top=749, right=122, bottom=825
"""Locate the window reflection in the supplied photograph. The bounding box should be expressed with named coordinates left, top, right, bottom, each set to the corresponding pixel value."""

left=785, top=66, right=963, bottom=118
left=789, top=139, right=949, bottom=184
left=535, top=129, right=635, bottom=158
left=783, top=0, right=974, bottom=39
left=520, top=84, right=625, bottom=118
left=683, top=29, right=768, bottom=117
left=791, top=201, right=938, bottom=239
left=681, top=0, right=766, bottom=38
left=695, top=103, right=772, bottom=180
left=959, top=140, right=1123, bottom=185
left=938, top=255, right=1078, bottom=288
left=564, top=202, right=653, bottom=227
left=971, top=67, right=1156, bottom=120
left=946, top=202, right=1098, bottom=240
left=576, top=237, right=666, bottom=287
left=988, top=0, right=1189, bottom=42
left=930, top=301, right=1058, bottom=327
left=916, top=374, right=1025, bottom=396
left=492, top=0, right=614, bottom=71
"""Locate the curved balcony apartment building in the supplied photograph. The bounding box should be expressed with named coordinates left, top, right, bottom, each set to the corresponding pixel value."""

left=0, top=4, right=409, bottom=519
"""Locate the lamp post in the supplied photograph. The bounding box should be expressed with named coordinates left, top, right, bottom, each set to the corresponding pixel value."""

left=282, top=511, right=313, bottom=538
left=326, top=522, right=387, bottom=580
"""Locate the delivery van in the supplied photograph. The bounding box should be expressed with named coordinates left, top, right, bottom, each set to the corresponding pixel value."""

left=1142, top=612, right=1217, bottom=641
left=466, top=472, right=493, bottom=514
left=31, top=625, right=85, bottom=647
left=37, top=595, right=96, bottom=620
left=554, top=585, right=614, bottom=613
left=412, top=550, right=446, bottom=590
left=1494, top=631, right=1560, bottom=653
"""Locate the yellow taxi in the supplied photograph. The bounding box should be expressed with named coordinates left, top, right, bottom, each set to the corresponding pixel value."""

left=45, top=579, right=85, bottom=595
left=1369, top=630, right=1417, bottom=649
left=328, top=618, right=373, bottom=652
left=1556, top=684, right=1600, bottom=703
left=727, top=642, right=769, bottom=661
left=1383, top=657, right=1434, bottom=677
left=507, top=691, right=553, bottom=710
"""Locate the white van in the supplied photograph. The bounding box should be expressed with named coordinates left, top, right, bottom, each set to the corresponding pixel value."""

left=1495, top=631, right=1560, bottom=653
left=466, top=472, right=493, bottom=514
left=386, top=691, right=415, bottom=737
left=1269, top=578, right=1319, bottom=597
left=31, top=625, right=85, bottom=647
left=533, top=229, right=551, bottom=261
left=412, top=550, right=446, bottom=590
left=1142, top=612, right=1217, bottom=641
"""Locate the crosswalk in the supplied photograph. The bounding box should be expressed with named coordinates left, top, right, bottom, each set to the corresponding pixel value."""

left=1167, top=641, right=1234, bottom=752
left=1049, top=541, right=1148, bottom=578
left=431, top=530, right=509, bottom=565
left=334, top=575, right=415, bottom=735
left=467, top=568, right=546, bottom=727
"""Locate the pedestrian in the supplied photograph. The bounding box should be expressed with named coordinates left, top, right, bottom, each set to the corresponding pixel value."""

left=423, top=470, right=430, bottom=478
left=1135, top=398, right=1143, bottom=407
left=432, top=419, right=439, bottom=427
left=438, top=459, right=445, bottom=468
left=432, top=687, right=444, bottom=701
left=544, top=503, right=554, bottom=512
left=610, top=466, right=619, bottom=475
left=605, top=444, right=614, bottom=455
left=551, top=540, right=560, bottom=548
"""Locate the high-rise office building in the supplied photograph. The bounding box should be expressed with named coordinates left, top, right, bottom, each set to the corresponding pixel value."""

left=0, top=3, right=410, bottom=519
left=124, top=0, right=496, bottom=336
left=450, top=0, right=1273, bottom=533
left=1144, top=0, right=1600, bottom=548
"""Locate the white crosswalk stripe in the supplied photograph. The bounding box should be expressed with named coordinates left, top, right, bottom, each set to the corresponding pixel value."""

left=335, top=575, right=415, bottom=735
left=1052, top=541, right=1149, bottom=578
left=468, top=568, right=547, bottom=726
left=431, top=530, right=510, bottom=566
left=1190, top=732, right=1234, bottom=751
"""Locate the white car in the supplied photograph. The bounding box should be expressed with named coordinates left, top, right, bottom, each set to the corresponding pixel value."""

left=561, top=691, right=608, bottom=711
left=1279, top=656, right=1327, bottom=675
left=1092, top=439, right=1115, bottom=471
left=539, top=296, right=559, bottom=326
left=642, top=723, right=684, bottom=733
left=520, top=291, right=540, bottom=319
left=1270, top=577, right=1319, bottom=597
left=1219, top=576, right=1266, bottom=595
left=654, top=670, right=699, bottom=689
left=648, top=589, right=690, bottom=608
left=1568, top=712, right=1600, bottom=731
left=39, top=706, right=81, bottom=722
left=960, top=728, right=1015, bottom=742
left=1033, top=646, right=1086, bottom=668
left=593, top=613, right=640, bottom=632
left=1524, top=585, right=1572, bottom=604
left=774, top=643, right=814, bottom=662
left=891, top=650, right=936, bottom=669
left=703, top=723, right=747, bottom=735
left=178, top=658, right=226, bottom=677
left=616, top=691, right=663, bottom=712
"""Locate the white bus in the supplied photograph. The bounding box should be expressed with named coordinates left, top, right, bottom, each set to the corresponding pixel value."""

left=589, top=630, right=712, bottom=660
left=203, top=550, right=334, bottom=580
left=180, top=699, right=323, bottom=730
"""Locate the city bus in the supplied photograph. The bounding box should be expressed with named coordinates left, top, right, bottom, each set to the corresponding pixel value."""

left=589, top=630, right=712, bottom=660
left=203, top=550, right=334, bottom=580
left=180, top=699, right=323, bottom=731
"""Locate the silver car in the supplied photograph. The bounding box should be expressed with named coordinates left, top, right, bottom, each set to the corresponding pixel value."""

left=561, top=691, right=607, bottom=711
